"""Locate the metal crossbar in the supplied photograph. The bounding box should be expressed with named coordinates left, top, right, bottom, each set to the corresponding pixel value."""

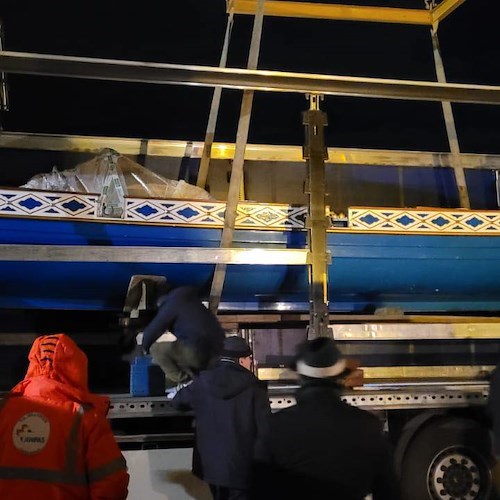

left=1, top=51, right=500, bottom=105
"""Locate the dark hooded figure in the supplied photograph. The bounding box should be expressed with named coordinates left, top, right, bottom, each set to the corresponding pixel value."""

left=172, top=336, right=271, bottom=500
left=141, top=286, right=225, bottom=389
left=252, top=337, right=401, bottom=500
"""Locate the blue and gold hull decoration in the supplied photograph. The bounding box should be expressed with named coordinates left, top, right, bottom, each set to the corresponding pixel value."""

left=0, top=188, right=307, bottom=230
left=3, top=188, right=500, bottom=312
left=4, top=188, right=500, bottom=235
left=349, top=207, right=500, bottom=235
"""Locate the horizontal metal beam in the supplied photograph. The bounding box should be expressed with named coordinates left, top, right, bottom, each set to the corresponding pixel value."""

left=106, top=383, right=489, bottom=415
left=3, top=131, right=500, bottom=168
left=108, top=396, right=179, bottom=419
left=228, top=0, right=468, bottom=26
left=0, top=245, right=309, bottom=265
left=272, top=389, right=488, bottom=412
left=259, top=365, right=494, bottom=381
left=220, top=313, right=500, bottom=328
left=332, top=322, right=500, bottom=340
left=2, top=51, right=500, bottom=105
left=114, top=433, right=194, bottom=444
left=340, top=384, right=488, bottom=411
left=228, top=0, right=433, bottom=25
left=281, top=313, right=500, bottom=324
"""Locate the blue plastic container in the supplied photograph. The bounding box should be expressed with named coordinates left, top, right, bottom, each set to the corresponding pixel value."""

left=130, top=355, right=165, bottom=396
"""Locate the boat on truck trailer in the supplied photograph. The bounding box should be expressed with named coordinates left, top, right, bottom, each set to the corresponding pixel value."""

left=2, top=132, right=500, bottom=498
left=2, top=0, right=500, bottom=498
left=5, top=176, right=500, bottom=314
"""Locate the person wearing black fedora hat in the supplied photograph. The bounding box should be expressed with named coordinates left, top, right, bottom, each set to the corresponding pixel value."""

left=172, top=335, right=271, bottom=500
left=252, top=337, right=400, bottom=500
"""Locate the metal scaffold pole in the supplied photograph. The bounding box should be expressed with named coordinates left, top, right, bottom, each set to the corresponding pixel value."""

left=430, top=23, right=470, bottom=208
left=303, top=95, right=331, bottom=338
left=196, top=10, right=234, bottom=190
left=209, top=0, right=266, bottom=313
left=0, top=21, right=9, bottom=129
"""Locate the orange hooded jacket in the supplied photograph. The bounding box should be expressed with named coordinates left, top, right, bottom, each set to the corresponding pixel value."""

left=0, top=334, right=129, bottom=499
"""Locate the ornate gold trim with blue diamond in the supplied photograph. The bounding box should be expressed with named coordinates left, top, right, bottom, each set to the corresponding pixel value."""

left=0, top=189, right=97, bottom=218
left=0, top=188, right=307, bottom=230
left=349, top=207, right=500, bottom=234
left=4, top=188, right=500, bottom=235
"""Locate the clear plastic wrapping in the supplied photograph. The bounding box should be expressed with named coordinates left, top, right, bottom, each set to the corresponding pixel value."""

left=22, top=148, right=214, bottom=200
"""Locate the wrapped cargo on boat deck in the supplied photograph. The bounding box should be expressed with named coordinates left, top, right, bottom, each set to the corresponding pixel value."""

left=21, top=148, right=214, bottom=201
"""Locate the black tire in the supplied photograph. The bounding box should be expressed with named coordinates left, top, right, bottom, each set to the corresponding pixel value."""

left=400, top=416, right=497, bottom=500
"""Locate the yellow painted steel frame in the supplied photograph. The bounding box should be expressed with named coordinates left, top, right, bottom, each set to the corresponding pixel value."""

left=228, top=0, right=466, bottom=25
left=258, top=365, right=494, bottom=381
left=432, top=0, right=467, bottom=24
left=3, top=132, right=500, bottom=169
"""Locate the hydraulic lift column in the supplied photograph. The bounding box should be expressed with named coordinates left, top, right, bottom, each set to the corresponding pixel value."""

left=303, top=95, right=331, bottom=339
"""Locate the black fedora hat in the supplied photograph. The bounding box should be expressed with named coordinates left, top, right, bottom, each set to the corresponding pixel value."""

left=293, top=337, right=346, bottom=378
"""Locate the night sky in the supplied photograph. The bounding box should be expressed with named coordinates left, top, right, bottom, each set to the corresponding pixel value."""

left=1, top=0, right=499, bottom=153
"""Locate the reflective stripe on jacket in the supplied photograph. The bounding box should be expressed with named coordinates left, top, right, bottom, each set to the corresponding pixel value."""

left=0, top=334, right=129, bottom=499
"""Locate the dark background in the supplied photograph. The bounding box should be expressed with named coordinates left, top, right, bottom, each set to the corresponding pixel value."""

left=1, top=0, right=500, bottom=152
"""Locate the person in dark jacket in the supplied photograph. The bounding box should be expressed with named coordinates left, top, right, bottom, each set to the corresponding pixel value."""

left=172, top=336, right=271, bottom=500
left=253, top=337, right=400, bottom=500
left=141, top=286, right=225, bottom=388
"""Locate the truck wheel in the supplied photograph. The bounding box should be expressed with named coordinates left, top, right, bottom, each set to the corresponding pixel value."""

left=400, top=416, right=497, bottom=500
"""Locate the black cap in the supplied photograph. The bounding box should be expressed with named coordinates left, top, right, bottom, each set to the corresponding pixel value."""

left=222, top=336, right=252, bottom=358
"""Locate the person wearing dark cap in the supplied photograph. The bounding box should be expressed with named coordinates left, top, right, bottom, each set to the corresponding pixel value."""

left=141, top=286, right=225, bottom=390
left=171, top=335, right=271, bottom=500
left=252, top=337, right=400, bottom=500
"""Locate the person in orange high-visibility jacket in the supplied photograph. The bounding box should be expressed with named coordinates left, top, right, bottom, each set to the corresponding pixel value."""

left=0, top=333, right=129, bottom=500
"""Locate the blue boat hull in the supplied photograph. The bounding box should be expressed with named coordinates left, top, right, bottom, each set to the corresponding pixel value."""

left=2, top=216, right=500, bottom=313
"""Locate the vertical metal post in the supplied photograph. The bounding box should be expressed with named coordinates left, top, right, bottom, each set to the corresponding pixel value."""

left=196, top=11, right=234, bottom=189
left=398, top=167, right=405, bottom=207
left=209, top=0, right=266, bottom=313
left=431, top=27, right=470, bottom=208
left=0, top=21, right=9, bottom=122
left=495, top=170, right=500, bottom=209
left=303, top=95, right=331, bottom=339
